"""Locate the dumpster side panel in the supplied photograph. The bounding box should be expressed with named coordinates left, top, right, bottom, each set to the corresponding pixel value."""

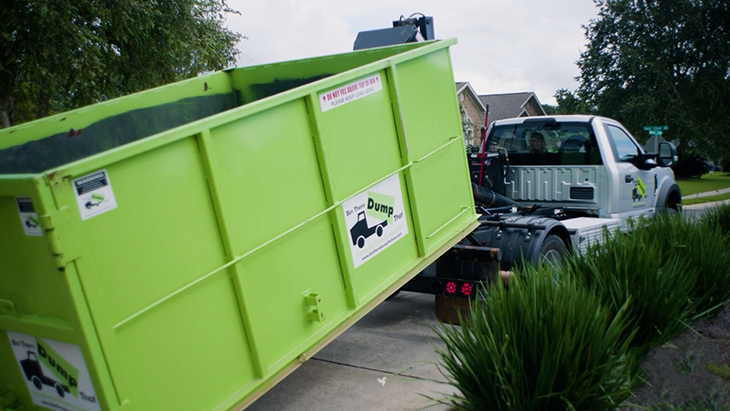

left=394, top=49, right=476, bottom=252
left=70, top=138, right=230, bottom=324
left=207, top=99, right=352, bottom=371
left=115, top=274, right=255, bottom=410
left=43, top=136, right=258, bottom=409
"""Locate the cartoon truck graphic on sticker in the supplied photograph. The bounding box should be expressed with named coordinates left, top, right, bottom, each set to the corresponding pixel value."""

left=20, top=351, right=70, bottom=398
left=350, top=211, right=388, bottom=249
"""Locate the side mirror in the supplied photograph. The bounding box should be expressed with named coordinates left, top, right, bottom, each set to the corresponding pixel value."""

left=630, top=153, right=658, bottom=170
left=657, top=141, right=678, bottom=167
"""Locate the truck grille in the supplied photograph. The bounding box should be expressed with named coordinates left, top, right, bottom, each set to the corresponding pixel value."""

left=570, top=187, right=594, bottom=200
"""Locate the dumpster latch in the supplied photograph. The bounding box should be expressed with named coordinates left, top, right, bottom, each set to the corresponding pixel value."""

left=304, top=292, right=325, bottom=323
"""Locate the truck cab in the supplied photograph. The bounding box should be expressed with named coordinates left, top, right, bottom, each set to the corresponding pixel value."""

left=476, top=115, right=681, bottom=224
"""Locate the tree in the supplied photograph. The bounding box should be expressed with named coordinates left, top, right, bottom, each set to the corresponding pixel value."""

left=0, top=0, right=242, bottom=128
left=575, top=0, right=730, bottom=155
left=546, top=89, right=596, bottom=115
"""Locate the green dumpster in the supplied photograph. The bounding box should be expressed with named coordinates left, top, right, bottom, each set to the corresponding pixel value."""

left=0, top=40, right=477, bottom=410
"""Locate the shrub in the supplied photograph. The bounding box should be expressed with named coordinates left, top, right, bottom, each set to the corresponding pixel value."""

left=650, top=212, right=730, bottom=318
left=433, top=267, right=635, bottom=410
left=564, top=221, right=699, bottom=351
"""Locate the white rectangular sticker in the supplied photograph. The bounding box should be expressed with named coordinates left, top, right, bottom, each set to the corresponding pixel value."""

left=72, top=170, right=117, bottom=221
left=342, top=174, right=408, bottom=268
left=319, top=73, right=382, bottom=113
left=16, top=197, right=43, bottom=236
left=7, top=331, right=101, bottom=411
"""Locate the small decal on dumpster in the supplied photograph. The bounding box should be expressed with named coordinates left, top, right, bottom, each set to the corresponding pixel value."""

left=342, top=174, right=408, bottom=268
left=319, top=73, right=382, bottom=113
left=16, top=197, right=43, bottom=236
left=72, top=169, right=117, bottom=220
left=7, top=331, right=101, bottom=411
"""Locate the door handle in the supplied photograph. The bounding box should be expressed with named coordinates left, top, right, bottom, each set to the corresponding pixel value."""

left=625, top=175, right=634, bottom=183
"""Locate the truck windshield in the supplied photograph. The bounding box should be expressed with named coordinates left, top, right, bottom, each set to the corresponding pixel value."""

left=485, top=122, right=602, bottom=166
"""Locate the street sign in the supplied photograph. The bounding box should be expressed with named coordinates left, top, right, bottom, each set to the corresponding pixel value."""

left=648, top=130, right=663, bottom=135
left=643, top=125, right=668, bottom=131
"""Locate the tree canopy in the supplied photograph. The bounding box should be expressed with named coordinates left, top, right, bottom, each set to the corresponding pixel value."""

left=565, top=0, right=730, bottom=161
left=0, top=0, right=242, bottom=128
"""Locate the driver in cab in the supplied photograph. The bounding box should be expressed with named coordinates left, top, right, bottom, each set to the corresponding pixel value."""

left=528, top=132, right=547, bottom=154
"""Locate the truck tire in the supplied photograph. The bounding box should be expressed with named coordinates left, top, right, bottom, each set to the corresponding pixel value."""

left=356, top=236, right=366, bottom=249
left=376, top=225, right=384, bottom=237
left=32, top=376, right=42, bottom=390
left=539, top=234, right=567, bottom=268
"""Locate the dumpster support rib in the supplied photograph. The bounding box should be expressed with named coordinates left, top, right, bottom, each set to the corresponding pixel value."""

left=195, top=129, right=267, bottom=377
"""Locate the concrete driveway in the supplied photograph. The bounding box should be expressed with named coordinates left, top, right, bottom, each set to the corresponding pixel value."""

left=248, top=292, right=457, bottom=410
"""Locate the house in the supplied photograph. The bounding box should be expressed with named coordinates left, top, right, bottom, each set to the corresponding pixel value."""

left=478, top=92, right=546, bottom=126
left=455, top=82, right=487, bottom=148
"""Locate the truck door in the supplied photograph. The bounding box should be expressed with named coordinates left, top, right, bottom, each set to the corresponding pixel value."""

left=605, top=124, right=656, bottom=220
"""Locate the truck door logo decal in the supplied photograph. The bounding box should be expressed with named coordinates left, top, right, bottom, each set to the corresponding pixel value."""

left=7, top=331, right=101, bottom=411
left=632, top=176, right=646, bottom=206
left=342, top=174, right=408, bottom=268
left=319, top=73, right=382, bottom=113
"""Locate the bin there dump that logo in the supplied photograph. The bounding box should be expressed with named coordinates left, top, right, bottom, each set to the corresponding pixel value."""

left=342, top=174, right=408, bottom=268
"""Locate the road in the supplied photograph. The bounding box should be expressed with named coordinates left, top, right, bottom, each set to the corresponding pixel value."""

left=248, top=292, right=456, bottom=411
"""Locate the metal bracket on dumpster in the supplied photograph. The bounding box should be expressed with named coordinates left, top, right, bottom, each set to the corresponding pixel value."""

left=39, top=207, right=79, bottom=271
left=304, top=293, right=325, bottom=323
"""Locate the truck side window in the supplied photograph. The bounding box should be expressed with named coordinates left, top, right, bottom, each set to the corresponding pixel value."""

left=605, top=125, right=641, bottom=162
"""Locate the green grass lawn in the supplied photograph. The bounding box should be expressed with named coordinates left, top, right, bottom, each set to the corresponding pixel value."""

left=676, top=173, right=730, bottom=196
left=682, top=192, right=730, bottom=206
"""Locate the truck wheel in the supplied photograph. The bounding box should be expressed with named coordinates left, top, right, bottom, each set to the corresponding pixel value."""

left=31, top=376, right=42, bottom=390
left=539, top=234, right=567, bottom=268
left=356, top=236, right=366, bottom=248
left=376, top=225, right=384, bottom=237
left=55, top=383, right=65, bottom=398
left=659, top=197, right=679, bottom=215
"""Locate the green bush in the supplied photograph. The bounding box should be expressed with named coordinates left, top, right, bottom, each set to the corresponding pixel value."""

left=564, top=221, right=698, bottom=350
left=648, top=212, right=730, bottom=318
left=433, top=267, right=635, bottom=410
left=701, top=203, right=730, bottom=245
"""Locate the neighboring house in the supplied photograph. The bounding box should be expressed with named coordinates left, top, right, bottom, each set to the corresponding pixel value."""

left=455, top=82, right=487, bottom=148
left=478, top=92, right=546, bottom=126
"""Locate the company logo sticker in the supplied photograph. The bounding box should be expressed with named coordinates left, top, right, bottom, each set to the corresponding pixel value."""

left=632, top=176, right=646, bottom=206
left=319, top=74, right=382, bottom=113
left=16, top=197, right=43, bottom=236
left=7, top=331, right=101, bottom=411
left=72, top=169, right=117, bottom=220
left=342, top=174, right=408, bottom=268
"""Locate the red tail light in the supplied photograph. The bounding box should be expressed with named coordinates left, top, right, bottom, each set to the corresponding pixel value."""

left=460, top=282, right=474, bottom=297
left=444, top=281, right=457, bottom=296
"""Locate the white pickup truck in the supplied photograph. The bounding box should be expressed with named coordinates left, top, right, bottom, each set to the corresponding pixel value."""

left=404, top=115, right=681, bottom=298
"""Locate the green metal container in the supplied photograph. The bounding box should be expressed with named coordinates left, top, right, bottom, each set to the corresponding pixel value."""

left=0, top=40, right=477, bottom=410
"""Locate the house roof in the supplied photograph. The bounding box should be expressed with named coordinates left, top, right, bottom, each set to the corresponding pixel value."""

left=478, top=92, right=546, bottom=124
left=455, top=82, right=487, bottom=112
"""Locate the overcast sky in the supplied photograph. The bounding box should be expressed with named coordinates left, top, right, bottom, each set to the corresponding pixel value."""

left=225, top=1, right=601, bottom=106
